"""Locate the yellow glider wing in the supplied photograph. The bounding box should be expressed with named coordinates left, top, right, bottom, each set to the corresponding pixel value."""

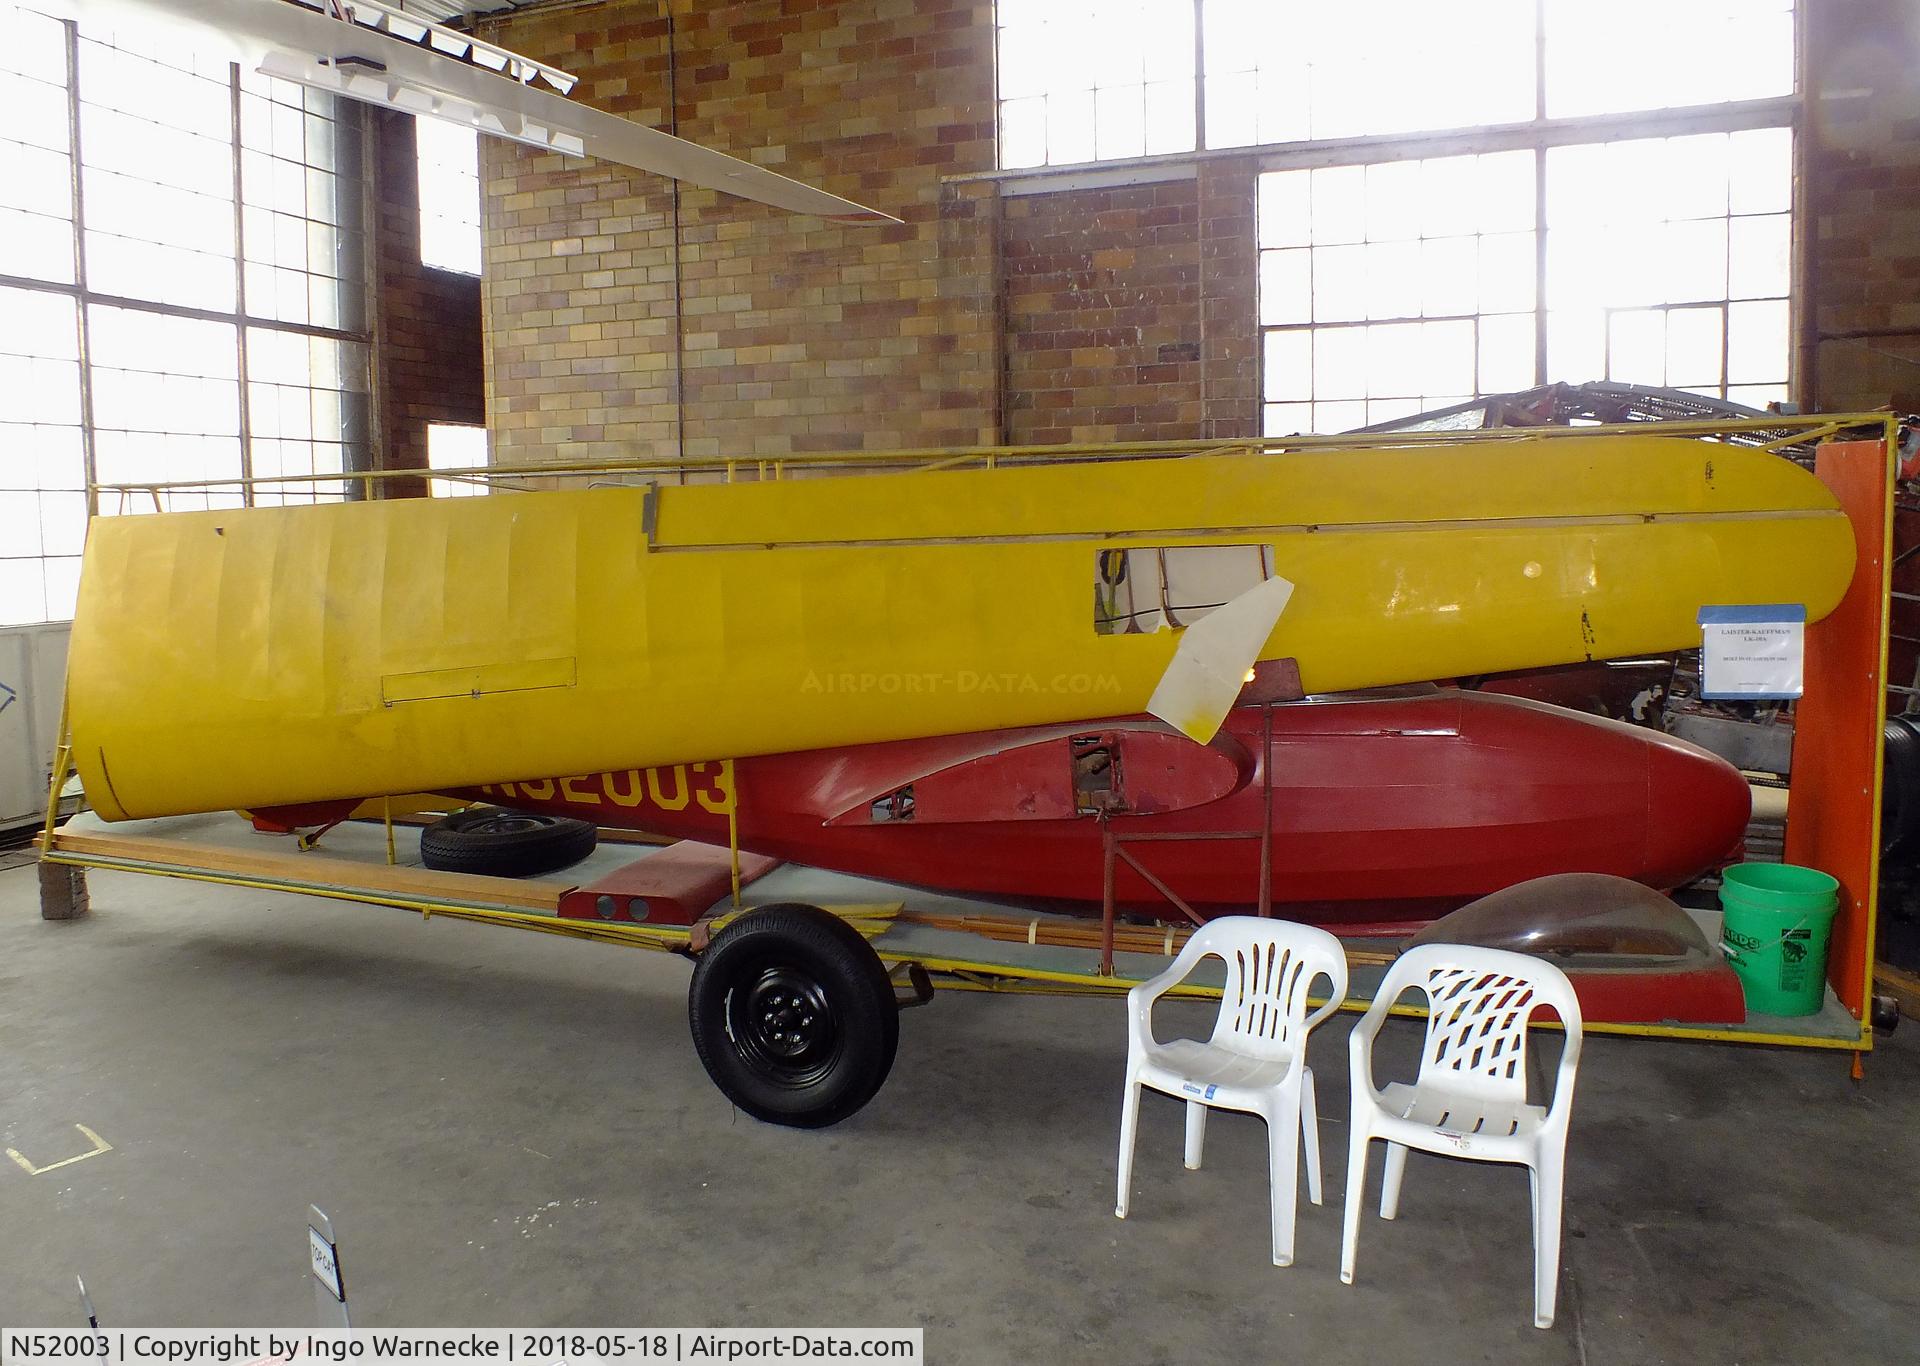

left=67, top=435, right=1854, bottom=820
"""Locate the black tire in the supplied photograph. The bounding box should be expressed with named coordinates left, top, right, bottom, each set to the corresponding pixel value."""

left=419, top=807, right=597, bottom=877
left=1885, top=716, right=1920, bottom=860
left=688, top=903, right=898, bottom=1128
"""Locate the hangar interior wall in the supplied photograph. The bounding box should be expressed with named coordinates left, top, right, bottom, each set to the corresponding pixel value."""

left=466, top=0, right=1266, bottom=460
left=472, top=0, right=1002, bottom=462
left=1806, top=0, right=1920, bottom=416
left=1000, top=168, right=1258, bottom=444
left=372, top=109, right=487, bottom=484
left=369, top=0, right=1920, bottom=467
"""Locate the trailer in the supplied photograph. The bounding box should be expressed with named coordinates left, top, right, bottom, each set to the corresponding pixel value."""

left=35, top=418, right=1899, bottom=1124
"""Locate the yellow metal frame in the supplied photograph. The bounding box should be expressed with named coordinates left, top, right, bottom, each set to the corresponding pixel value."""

left=1847, top=417, right=1898, bottom=1055
left=88, top=413, right=1886, bottom=503
left=30, top=837, right=1869, bottom=1049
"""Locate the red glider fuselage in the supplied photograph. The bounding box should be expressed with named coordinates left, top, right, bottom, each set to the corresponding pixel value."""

left=448, top=688, right=1750, bottom=930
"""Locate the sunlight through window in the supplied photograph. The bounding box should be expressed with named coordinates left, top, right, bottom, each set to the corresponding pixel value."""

left=417, top=116, right=482, bottom=274
left=0, top=7, right=372, bottom=624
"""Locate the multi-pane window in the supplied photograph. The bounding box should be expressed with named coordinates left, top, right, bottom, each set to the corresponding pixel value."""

left=427, top=422, right=488, bottom=498
left=0, top=285, right=84, bottom=624
left=995, top=1, right=1196, bottom=168
left=242, top=68, right=367, bottom=332
left=87, top=306, right=243, bottom=499
left=0, top=9, right=74, bottom=286
left=1258, top=130, right=1794, bottom=434
left=416, top=116, right=481, bottom=274
left=246, top=327, right=371, bottom=505
left=1542, top=0, right=1795, bottom=118
left=993, top=2, right=1799, bottom=427
left=997, top=0, right=1797, bottom=165
left=1259, top=152, right=1537, bottom=434
left=77, top=33, right=237, bottom=310
left=1544, top=130, right=1792, bottom=407
left=1202, top=0, right=1537, bottom=148
left=0, top=4, right=371, bottom=626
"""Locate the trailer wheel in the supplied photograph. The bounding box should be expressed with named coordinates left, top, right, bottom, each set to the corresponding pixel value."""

left=419, top=807, right=597, bottom=877
left=688, top=903, right=898, bottom=1128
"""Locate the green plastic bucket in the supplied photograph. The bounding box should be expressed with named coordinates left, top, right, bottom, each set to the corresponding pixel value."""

left=1718, top=862, right=1840, bottom=1017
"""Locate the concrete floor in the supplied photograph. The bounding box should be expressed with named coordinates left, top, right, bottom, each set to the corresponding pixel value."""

left=1, top=860, right=1916, bottom=1362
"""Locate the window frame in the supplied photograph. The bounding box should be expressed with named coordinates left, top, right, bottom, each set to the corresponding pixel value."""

left=414, top=114, right=482, bottom=276
left=990, top=1, right=1802, bottom=424
left=993, top=1, right=1801, bottom=174
left=0, top=10, right=375, bottom=624
left=426, top=420, right=488, bottom=497
left=1251, top=101, right=1800, bottom=433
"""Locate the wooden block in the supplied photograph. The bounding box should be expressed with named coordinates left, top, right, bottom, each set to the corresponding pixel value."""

left=38, top=860, right=89, bottom=921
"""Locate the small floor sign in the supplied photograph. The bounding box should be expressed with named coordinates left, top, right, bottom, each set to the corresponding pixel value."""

left=1699, top=604, right=1806, bottom=700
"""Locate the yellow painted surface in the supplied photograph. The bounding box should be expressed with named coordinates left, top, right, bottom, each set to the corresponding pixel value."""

left=5, top=1123, right=114, bottom=1177
left=380, top=656, right=577, bottom=704
left=68, top=435, right=1855, bottom=820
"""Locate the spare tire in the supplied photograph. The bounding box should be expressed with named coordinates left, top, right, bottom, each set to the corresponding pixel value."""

left=419, top=807, right=597, bottom=877
left=1885, top=716, right=1920, bottom=860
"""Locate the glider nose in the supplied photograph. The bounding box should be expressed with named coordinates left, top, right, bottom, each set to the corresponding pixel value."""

left=1644, top=733, right=1753, bottom=884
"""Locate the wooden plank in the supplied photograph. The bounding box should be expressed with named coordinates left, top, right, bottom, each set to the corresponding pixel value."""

left=892, top=907, right=1403, bottom=965
left=45, top=830, right=571, bottom=911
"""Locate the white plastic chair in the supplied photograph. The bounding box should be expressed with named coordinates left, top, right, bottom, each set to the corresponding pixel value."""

left=1115, top=917, right=1349, bottom=1267
left=1340, top=944, right=1584, bottom=1329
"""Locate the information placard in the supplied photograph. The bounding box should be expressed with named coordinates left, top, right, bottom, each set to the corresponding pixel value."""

left=1698, top=604, right=1806, bottom=700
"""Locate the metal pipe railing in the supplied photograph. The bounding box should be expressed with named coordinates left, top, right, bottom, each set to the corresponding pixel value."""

left=82, top=413, right=1900, bottom=509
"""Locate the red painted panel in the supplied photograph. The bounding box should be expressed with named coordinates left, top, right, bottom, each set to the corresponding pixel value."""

left=1784, top=439, right=1891, bottom=1021
left=556, top=843, right=783, bottom=926
left=1566, top=963, right=1747, bottom=1025
left=1116, top=730, right=1254, bottom=814
left=247, top=799, right=359, bottom=833
left=471, top=689, right=1752, bottom=929
left=888, top=729, right=1252, bottom=824
left=894, top=736, right=1081, bottom=824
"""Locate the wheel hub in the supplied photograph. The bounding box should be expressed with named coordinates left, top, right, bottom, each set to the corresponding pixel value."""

left=730, top=966, right=839, bottom=1086
left=469, top=814, right=545, bottom=836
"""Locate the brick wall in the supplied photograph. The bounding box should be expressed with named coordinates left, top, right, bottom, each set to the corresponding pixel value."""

left=1806, top=0, right=1920, bottom=413
left=1003, top=176, right=1201, bottom=445
left=1805, top=2, right=1920, bottom=717
left=1195, top=160, right=1261, bottom=439
left=1000, top=161, right=1258, bottom=445
left=474, top=0, right=1263, bottom=460
left=371, top=108, right=486, bottom=485
left=461, top=0, right=1920, bottom=458
left=476, top=0, right=1001, bottom=463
